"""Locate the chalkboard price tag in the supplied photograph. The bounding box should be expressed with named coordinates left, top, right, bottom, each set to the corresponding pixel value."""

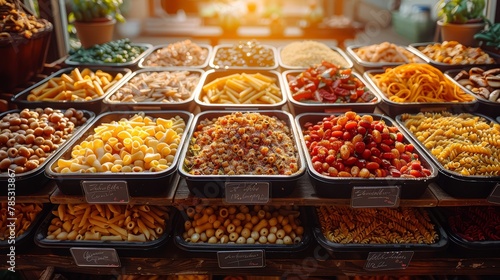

left=217, top=250, right=265, bottom=268
left=487, top=184, right=500, bottom=205
left=224, top=182, right=270, bottom=204
left=351, top=186, right=400, bottom=208
left=70, top=247, right=121, bottom=267
left=364, top=251, right=413, bottom=271
left=82, top=181, right=130, bottom=204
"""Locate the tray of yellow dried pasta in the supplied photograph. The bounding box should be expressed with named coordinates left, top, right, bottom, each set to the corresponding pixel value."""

left=178, top=110, right=306, bottom=198
left=313, top=206, right=448, bottom=259
left=396, top=112, right=500, bottom=198
left=34, top=204, right=173, bottom=256
left=364, top=63, right=477, bottom=117
left=45, top=110, right=193, bottom=196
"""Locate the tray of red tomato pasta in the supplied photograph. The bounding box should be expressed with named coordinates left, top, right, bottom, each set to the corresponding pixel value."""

left=364, top=63, right=477, bottom=117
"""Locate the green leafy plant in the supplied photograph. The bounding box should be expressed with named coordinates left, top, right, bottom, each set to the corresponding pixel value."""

left=68, top=0, right=125, bottom=23
left=437, top=0, right=486, bottom=24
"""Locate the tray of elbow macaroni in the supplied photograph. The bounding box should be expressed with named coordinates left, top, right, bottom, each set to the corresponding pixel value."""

left=34, top=204, right=173, bottom=255
left=11, top=67, right=132, bottom=114
left=44, top=110, right=193, bottom=196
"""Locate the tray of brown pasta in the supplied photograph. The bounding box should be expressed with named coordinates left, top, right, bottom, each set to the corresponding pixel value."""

left=194, top=69, right=286, bottom=111
left=45, top=110, right=193, bottom=196
left=11, top=67, right=132, bottom=114
left=396, top=112, right=500, bottom=198
left=313, top=206, right=448, bottom=259
left=364, top=63, right=477, bottom=117
left=178, top=110, right=306, bottom=198
left=34, top=204, right=172, bottom=256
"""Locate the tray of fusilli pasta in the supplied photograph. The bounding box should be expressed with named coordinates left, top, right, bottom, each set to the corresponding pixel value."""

left=396, top=112, right=500, bottom=198
left=312, top=206, right=448, bottom=259
left=364, top=64, right=478, bottom=118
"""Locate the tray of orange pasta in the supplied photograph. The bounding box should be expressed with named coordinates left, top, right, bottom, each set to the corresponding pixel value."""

left=363, top=63, right=477, bottom=117
left=44, top=110, right=193, bottom=196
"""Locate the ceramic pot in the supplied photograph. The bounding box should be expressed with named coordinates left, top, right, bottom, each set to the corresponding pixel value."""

left=74, top=18, right=116, bottom=48
left=437, top=20, right=485, bottom=46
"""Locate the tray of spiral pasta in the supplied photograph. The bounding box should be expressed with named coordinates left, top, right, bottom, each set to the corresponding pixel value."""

left=395, top=111, right=500, bottom=198
left=34, top=204, right=173, bottom=257
left=295, top=111, right=438, bottom=199
left=363, top=64, right=478, bottom=118
left=44, top=110, right=193, bottom=196
left=178, top=110, right=306, bottom=198
left=312, top=206, right=448, bottom=260
left=0, top=108, right=94, bottom=196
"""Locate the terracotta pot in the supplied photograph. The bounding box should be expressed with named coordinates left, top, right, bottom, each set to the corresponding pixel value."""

left=74, top=18, right=116, bottom=48
left=437, top=20, right=485, bottom=46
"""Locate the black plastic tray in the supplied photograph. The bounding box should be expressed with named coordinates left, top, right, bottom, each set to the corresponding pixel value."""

left=0, top=109, right=95, bottom=196
left=395, top=113, right=500, bottom=198
left=364, top=69, right=478, bottom=118
left=0, top=203, right=50, bottom=253
left=44, top=110, right=193, bottom=196
left=104, top=67, right=204, bottom=112
left=312, top=207, right=449, bottom=260
left=173, top=206, right=311, bottom=256
left=444, top=68, right=500, bottom=118
left=11, top=67, right=132, bottom=114
left=295, top=113, right=438, bottom=199
left=138, top=43, right=212, bottom=69
left=177, top=110, right=306, bottom=198
left=194, top=69, right=287, bottom=111
left=34, top=206, right=172, bottom=257
left=283, top=70, right=380, bottom=115
left=408, top=42, right=500, bottom=71
left=278, top=44, right=353, bottom=69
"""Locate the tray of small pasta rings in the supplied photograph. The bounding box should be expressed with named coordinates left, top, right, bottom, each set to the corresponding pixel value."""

left=34, top=203, right=173, bottom=256
left=177, top=110, right=306, bottom=198
left=104, top=67, right=205, bottom=112
left=433, top=206, right=500, bottom=257
left=11, top=67, right=132, bottom=114
left=173, top=204, right=311, bottom=256
left=444, top=67, right=500, bottom=118
left=0, top=203, right=50, bottom=253
left=0, top=108, right=94, bottom=196
left=282, top=61, right=380, bottom=115
left=395, top=111, right=500, bottom=198
left=363, top=63, right=478, bottom=117
left=294, top=111, right=438, bottom=199
left=345, top=42, right=425, bottom=73
left=44, top=110, right=193, bottom=196
left=312, top=206, right=448, bottom=259
left=194, top=69, right=287, bottom=111
left=408, top=41, right=500, bottom=71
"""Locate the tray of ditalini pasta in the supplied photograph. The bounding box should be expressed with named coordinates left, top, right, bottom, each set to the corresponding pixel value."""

left=396, top=112, right=500, bottom=198
left=364, top=63, right=478, bottom=117
left=44, top=110, right=193, bottom=196
left=312, top=206, right=448, bottom=259
left=34, top=204, right=173, bottom=256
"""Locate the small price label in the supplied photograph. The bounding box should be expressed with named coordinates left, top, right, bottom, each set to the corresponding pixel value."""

left=487, top=184, right=500, bottom=205
left=217, top=250, right=265, bottom=269
left=70, top=247, right=121, bottom=267
left=364, top=251, right=413, bottom=271
left=224, top=182, right=270, bottom=204
left=351, top=186, right=400, bottom=208
left=82, top=181, right=130, bottom=204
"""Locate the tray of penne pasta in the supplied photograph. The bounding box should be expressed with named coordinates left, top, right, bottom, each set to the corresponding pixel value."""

left=44, top=110, right=193, bottom=196
left=34, top=204, right=173, bottom=255
left=194, top=69, right=287, bottom=111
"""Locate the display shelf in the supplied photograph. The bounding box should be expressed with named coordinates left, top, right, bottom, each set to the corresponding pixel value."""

left=173, top=174, right=439, bottom=207
left=49, top=174, right=181, bottom=205
left=429, top=184, right=498, bottom=207
left=0, top=180, right=56, bottom=203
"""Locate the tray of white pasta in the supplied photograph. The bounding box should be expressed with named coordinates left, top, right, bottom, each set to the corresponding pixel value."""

left=44, top=110, right=193, bottom=196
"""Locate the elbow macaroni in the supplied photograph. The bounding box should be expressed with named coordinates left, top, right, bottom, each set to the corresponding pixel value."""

left=53, top=113, right=186, bottom=173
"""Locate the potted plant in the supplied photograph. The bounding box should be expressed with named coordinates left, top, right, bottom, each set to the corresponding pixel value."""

left=436, top=0, right=486, bottom=46
left=68, top=0, right=125, bottom=48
